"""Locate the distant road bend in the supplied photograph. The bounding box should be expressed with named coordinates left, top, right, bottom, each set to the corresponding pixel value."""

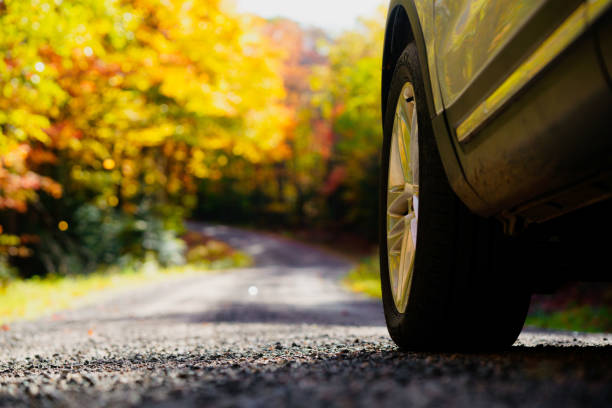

left=0, top=223, right=610, bottom=407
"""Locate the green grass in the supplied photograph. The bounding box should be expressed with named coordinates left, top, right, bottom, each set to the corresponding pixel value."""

left=0, top=252, right=252, bottom=325
left=344, top=254, right=381, bottom=298
left=345, top=253, right=612, bottom=333
left=526, top=305, right=612, bottom=333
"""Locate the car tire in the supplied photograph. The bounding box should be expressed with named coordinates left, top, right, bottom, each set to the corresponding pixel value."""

left=379, top=44, right=531, bottom=351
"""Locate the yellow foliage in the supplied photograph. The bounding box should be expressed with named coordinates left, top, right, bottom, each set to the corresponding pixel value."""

left=0, top=0, right=292, bottom=213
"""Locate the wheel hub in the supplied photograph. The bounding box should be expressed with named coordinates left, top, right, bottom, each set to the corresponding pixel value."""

left=387, top=82, right=419, bottom=314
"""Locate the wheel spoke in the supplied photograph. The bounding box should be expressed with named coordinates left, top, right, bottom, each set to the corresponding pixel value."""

left=388, top=218, right=404, bottom=239
left=395, top=108, right=410, bottom=183
left=410, top=104, right=419, bottom=184
left=394, top=215, right=415, bottom=312
left=387, top=216, right=404, bottom=257
left=388, top=117, right=405, bottom=187
left=387, top=191, right=410, bottom=218
left=387, top=184, right=417, bottom=216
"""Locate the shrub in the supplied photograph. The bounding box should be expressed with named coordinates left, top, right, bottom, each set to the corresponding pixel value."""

left=12, top=203, right=186, bottom=278
left=0, top=255, right=16, bottom=291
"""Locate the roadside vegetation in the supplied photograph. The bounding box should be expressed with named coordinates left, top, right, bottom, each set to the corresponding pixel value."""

left=0, top=0, right=386, bottom=295
left=345, top=256, right=612, bottom=333
left=526, top=284, right=612, bottom=333
left=525, top=306, right=612, bottom=333
left=343, top=255, right=381, bottom=299
left=0, top=233, right=251, bottom=325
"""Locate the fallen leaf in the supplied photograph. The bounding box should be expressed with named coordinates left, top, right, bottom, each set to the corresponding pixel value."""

left=87, top=329, right=94, bottom=336
left=1, top=324, right=9, bottom=331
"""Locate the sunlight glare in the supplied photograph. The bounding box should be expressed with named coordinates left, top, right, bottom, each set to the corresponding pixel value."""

left=235, top=0, right=383, bottom=33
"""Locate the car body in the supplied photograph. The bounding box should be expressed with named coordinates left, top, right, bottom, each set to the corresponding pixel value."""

left=382, top=0, right=612, bottom=231
left=379, top=0, right=612, bottom=350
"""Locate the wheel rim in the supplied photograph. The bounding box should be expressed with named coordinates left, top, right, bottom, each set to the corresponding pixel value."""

left=387, top=82, right=419, bottom=314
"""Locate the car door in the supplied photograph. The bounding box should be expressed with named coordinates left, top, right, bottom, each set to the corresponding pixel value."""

left=433, top=0, right=584, bottom=138
left=430, top=0, right=612, bottom=220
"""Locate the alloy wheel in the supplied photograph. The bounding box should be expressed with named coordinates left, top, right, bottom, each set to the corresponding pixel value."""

left=386, top=82, right=419, bottom=314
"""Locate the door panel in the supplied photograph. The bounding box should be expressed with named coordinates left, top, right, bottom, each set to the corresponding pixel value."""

left=434, top=0, right=548, bottom=108
left=591, top=0, right=612, bottom=74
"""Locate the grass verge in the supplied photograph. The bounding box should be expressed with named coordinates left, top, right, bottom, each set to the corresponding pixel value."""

left=525, top=306, right=612, bottom=333
left=0, top=251, right=251, bottom=326
left=343, top=254, right=381, bottom=299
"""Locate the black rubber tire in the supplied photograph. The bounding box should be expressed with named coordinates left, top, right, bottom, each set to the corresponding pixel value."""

left=379, top=44, right=531, bottom=351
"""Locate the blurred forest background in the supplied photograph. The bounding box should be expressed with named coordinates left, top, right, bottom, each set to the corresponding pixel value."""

left=1, top=0, right=609, bottom=333
left=0, top=0, right=384, bottom=283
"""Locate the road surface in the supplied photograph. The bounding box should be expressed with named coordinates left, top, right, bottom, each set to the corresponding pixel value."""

left=0, top=224, right=610, bottom=407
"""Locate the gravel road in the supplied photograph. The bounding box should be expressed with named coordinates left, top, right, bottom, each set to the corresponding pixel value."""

left=1, top=224, right=610, bottom=407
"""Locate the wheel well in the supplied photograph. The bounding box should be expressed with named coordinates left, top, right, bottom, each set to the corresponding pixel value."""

left=380, top=3, right=491, bottom=217
left=382, top=5, right=414, bottom=117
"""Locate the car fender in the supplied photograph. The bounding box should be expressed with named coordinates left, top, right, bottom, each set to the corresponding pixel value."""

left=382, top=0, right=488, bottom=214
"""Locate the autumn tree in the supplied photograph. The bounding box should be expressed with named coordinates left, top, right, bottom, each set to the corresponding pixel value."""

left=194, top=7, right=386, bottom=234
left=0, top=0, right=291, bottom=275
left=309, top=7, right=386, bottom=234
